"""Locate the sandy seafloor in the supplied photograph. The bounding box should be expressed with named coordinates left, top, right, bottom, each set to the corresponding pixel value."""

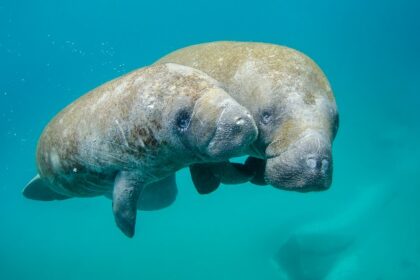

left=0, top=0, right=419, bottom=279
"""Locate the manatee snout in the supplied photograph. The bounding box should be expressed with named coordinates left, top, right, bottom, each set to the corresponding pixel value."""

left=265, top=132, right=333, bottom=192
left=188, top=89, right=258, bottom=161
left=207, top=100, right=258, bottom=160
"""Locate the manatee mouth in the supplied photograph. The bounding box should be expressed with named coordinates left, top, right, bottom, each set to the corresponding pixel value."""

left=264, top=134, right=333, bottom=192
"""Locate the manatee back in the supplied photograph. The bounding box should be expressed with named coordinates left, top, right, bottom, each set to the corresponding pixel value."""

left=157, top=41, right=334, bottom=107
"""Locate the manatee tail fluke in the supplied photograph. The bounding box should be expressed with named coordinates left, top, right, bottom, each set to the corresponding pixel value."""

left=23, top=175, right=70, bottom=201
left=112, top=171, right=143, bottom=238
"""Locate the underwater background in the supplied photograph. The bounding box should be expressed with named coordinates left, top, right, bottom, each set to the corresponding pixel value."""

left=1, top=0, right=419, bottom=279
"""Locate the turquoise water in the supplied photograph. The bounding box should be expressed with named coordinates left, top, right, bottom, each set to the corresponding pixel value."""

left=1, top=0, right=419, bottom=279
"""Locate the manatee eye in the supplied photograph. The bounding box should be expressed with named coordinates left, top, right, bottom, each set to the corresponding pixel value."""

left=261, top=110, right=273, bottom=125
left=176, top=110, right=191, bottom=132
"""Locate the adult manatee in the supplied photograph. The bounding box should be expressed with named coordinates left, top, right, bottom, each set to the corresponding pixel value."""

left=157, top=41, right=339, bottom=192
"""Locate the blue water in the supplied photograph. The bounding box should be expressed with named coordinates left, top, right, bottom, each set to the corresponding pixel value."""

left=1, top=0, right=419, bottom=279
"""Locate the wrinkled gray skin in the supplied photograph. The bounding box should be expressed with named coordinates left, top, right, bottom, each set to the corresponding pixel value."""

left=157, top=42, right=339, bottom=192
left=22, top=63, right=257, bottom=237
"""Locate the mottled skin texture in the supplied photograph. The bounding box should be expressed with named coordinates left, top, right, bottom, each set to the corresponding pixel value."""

left=157, top=42, right=339, bottom=191
left=36, top=63, right=254, bottom=196
left=27, top=63, right=258, bottom=236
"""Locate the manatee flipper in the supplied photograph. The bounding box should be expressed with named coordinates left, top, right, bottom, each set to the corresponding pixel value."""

left=212, top=161, right=255, bottom=184
left=190, top=161, right=256, bottom=195
left=112, top=171, right=143, bottom=238
left=23, top=175, right=70, bottom=201
left=138, top=174, right=178, bottom=211
left=104, top=174, right=178, bottom=211
left=190, top=164, right=221, bottom=194
left=244, top=157, right=268, bottom=186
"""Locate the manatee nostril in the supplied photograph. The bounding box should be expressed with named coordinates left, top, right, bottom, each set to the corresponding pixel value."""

left=305, top=156, right=330, bottom=174
left=321, top=159, right=329, bottom=174
left=235, top=117, right=245, bottom=126
left=306, top=158, right=317, bottom=169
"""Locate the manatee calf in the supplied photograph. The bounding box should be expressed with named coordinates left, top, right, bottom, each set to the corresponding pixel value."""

left=157, top=41, right=339, bottom=192
left=23, top=63, right=258, bottom=237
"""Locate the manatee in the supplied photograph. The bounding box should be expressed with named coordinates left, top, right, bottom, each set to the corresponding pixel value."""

left=22, top=63, right=258, bottom=237
left=271, top=183, right=395, bottom=280
left=156, top=41, right=339, bottom=192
